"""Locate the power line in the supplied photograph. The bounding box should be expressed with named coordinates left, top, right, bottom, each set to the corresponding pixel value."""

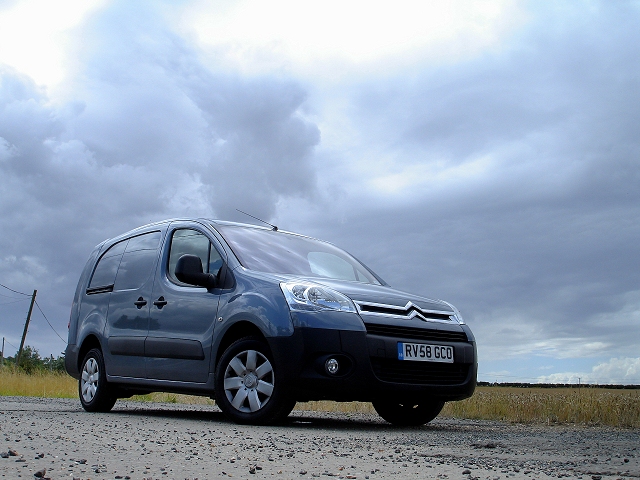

left=0, top=291, right=29, bottom=299
left=0, top=283, right=67, bottom=352
left=34, top=301, right=67, bottom=345
left=0, top=299, right=30, bottom=307
left=0, top=283, right=31, bottom=296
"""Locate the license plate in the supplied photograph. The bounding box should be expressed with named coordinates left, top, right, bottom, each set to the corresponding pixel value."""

left=397, top=342, right=454, bottom=363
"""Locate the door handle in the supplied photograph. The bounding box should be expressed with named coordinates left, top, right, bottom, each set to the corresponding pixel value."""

left=153, top=296, right=168, bottom=309
left=134, top=297, right=147, bottom=309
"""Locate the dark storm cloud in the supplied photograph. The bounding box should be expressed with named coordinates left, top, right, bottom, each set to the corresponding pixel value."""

left=69, top=2, right=319, bottom=219
left=1, top=0, right=638, bottom=383
left=310, top=1, right=640, bottom=361
left=0, top=2, right=319, bottom=353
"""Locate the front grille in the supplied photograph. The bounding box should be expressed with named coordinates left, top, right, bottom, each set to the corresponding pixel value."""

left=365, top=323, right=468, bottom=342
left=371, top=358, right=469, bottom=385
left=358, top=303, right=452, bottom=321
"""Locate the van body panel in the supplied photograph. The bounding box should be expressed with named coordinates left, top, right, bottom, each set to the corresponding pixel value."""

left=100, top=227, right=165, bottom=378
left=67, top=218, right=477, bottom=422
left=144, top=221, right=222, bottom=383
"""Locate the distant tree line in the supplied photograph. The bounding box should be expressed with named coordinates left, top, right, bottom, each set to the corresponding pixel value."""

left=477, top=381, right=640, bottom=389
left=0, top=346, right=66, bottom=374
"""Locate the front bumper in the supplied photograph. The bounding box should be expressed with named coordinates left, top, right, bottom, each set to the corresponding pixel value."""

left=268, top=323, right=477, bottom=403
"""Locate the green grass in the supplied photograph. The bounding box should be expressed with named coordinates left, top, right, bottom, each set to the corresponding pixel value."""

left=1, top=368, right=637, bottom=427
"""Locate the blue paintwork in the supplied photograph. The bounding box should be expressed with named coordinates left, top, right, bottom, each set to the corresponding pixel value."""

left=146, top=221, right=220, bottom=383
left=309, top=277, right=454, bottom=312
left=289, top=310, right=365, bottom=331
left=101, top=227, right=166, bottom=379
left=68, top=244, right=103, bottom=347
left=66, top=218, right=476, bottom=403
left=217, top=269, right=295, bottom=336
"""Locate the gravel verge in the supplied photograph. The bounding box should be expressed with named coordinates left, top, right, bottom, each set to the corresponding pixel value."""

left=1, top=396, right=638, bottom=480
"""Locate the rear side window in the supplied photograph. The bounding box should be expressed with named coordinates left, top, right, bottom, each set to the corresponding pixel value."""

left=168, top=229, right=223, bottom=285
left=125, top=232, right=161, bottom=252
left=113, top=231, right=161, bottom=291
left=87, top=240, right=127, bottom=293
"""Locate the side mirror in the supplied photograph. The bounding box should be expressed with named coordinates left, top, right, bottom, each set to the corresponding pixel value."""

left=175, top=254, right=216, bottom=289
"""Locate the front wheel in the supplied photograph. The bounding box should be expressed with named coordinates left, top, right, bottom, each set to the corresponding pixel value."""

left=79, top=348, right=116, bottom=412
left=214, top=337, right=295, bottom=425
left=372, top=399, right=444, bottom=426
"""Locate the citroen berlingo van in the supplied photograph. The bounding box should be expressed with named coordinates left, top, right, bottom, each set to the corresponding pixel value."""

left=66, top=219, right=477, bottom=425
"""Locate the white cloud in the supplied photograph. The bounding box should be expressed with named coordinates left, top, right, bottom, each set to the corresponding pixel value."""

left=0, top=135, right=17, bottom=161
left=367, top=153, right=495, bottom=196
left=0, top=0, right=106, bottom=86
left=180, top=0, right=526, bottom=78
left=0, top=255, right=48, bottom=292
left=537, top=357, right=640, bottom=385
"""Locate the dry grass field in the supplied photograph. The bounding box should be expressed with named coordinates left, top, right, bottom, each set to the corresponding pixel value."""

left=0, top=369, right=76, bottom=398
left=1, top=369, right=638, bottom=427
left=442, top=386, right=640, bottom=428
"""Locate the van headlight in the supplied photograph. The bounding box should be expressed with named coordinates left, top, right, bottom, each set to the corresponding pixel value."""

left=280, top=281, right=356, bottom=313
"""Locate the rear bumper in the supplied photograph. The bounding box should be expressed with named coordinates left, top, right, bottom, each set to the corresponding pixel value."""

left=65, top=343, right=80, bottom=379
left=268, top=326, right=477, bottom=403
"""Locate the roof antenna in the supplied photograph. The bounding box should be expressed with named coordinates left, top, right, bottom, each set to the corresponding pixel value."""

left=236, top=209, right=278, bottom=231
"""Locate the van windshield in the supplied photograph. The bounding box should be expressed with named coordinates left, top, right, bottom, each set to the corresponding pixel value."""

left=214, top=224, right=382, bottom=285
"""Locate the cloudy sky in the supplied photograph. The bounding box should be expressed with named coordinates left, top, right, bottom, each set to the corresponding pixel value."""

left=1, top=0, right=638, bottom=384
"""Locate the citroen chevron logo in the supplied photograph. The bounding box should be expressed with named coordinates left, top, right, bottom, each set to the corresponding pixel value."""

left=354, top=301, right=453, bottom=322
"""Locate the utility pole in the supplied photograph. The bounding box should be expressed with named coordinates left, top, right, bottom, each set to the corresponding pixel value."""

left=16, top=289, right=37, bottom=367
left=1, top=337, right=4, bottom=365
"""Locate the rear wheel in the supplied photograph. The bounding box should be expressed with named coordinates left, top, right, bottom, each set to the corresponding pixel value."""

left=214, top=337, right=295, bottom=425
left=79, top=348, right=116, bottom=412
left=372, top=399, right=444, bottom=426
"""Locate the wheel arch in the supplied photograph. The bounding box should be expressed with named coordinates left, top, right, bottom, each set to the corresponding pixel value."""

left=214, top=320, right=267, bottom=367
left=77, top=334, right=102, bottom=372
left=213, top=328, right=296, bottom=424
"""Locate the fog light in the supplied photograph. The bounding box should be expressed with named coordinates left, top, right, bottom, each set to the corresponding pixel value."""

left=325, top=358, right=340, bottom=375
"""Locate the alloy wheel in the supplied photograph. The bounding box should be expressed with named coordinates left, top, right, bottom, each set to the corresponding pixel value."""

left=81, top=357, right=99, bottom=403
left=223, top=349, right=274, bottom=413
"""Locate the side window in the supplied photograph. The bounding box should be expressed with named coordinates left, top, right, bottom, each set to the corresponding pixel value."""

left=168, top=229, right=223, bottom=285
left=125, top=232, right=161, bottom=252
left=87, top=240, right=128, bottom=293
left=113, top=231, right=161, bottom=291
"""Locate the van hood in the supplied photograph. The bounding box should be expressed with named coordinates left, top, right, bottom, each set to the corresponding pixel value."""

left=268, top=273, right=453, bottom=314
left=312, top=278, right=453, bottom=313
left=239, top=268, right=455, bottom=316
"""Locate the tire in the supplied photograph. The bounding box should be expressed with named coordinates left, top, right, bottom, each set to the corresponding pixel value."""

left=214, top=337, right=295, bottom=425
left=79, top=348, right=117, bottom=413
left=372, top=399, right=444, bottom=426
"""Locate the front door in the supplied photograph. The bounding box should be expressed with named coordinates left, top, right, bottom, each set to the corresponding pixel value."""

left=146, top=225, right=223, bottom=383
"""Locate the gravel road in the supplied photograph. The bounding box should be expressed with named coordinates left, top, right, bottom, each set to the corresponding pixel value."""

left=0, top=396, right=638, bottom=480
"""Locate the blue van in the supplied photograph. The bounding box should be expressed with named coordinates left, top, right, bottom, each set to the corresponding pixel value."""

left=66, top=219, right=477, bottom=425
